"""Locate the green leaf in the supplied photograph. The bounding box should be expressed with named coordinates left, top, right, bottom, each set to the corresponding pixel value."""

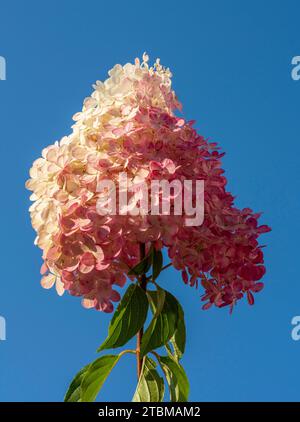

left=147, top=287, right=166, bottom=317
left=64, top=364, right=90, bottom=402
left=157, top=355, right=189, bottom=402
left=169, top=301, right=186, bottom=360
left=152, top=249, right=163, bottom=280
left=81, top=355, right=120, bottom=402
left=98, top=283, right=148, bottom=352
left=132, top=357, right=165, bottom=402
left=128, top=253, right=152, bottom=276
left=140, top=290, right=179, bottom=357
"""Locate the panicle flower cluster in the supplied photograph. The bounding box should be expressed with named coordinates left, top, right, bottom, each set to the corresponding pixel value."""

left=26, top=54, right=270, bottom=313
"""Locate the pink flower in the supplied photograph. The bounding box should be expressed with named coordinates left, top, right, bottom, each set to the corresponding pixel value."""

left=26, top=55, right=270, bottom=312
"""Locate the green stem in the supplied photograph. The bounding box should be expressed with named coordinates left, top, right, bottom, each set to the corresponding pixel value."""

left=119, top=349, right=137, bottom=357
left=146, top=262, right=172, bottom=282
left=136, top=243, right=147, bottom=379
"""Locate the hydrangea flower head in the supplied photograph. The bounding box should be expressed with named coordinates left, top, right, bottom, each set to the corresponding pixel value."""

left=26, top=54, right=270, bottom=313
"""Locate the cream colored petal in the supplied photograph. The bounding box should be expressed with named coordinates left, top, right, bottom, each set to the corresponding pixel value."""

left=55, top=277, right=65, bottom=296
left=41, top=274, right=56, bottom=289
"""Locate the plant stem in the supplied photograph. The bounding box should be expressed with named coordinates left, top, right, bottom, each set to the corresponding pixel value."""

left=136, top=242, right=147, bottom=379
left=145, top=262, right=172, bottom=282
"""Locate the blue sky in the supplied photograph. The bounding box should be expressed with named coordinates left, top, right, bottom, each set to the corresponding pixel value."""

left=0, top=0, right=300, bottom=402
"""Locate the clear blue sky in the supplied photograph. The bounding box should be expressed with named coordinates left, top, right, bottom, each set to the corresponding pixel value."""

left=0, top=0, right=299, bottom=402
